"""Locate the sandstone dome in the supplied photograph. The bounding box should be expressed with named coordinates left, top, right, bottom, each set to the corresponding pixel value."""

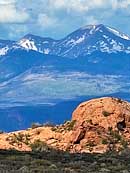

left=72, top=97, right=130, bottom=131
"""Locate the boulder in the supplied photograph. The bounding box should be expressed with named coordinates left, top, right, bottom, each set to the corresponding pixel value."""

left=72, top=97, right=130, bottom=131
left=69, top=97, right=130, bottom=152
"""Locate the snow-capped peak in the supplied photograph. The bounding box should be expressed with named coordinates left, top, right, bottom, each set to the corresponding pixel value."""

left=1, top=24, right=130, bottom=58
left=81, top=24, right=97, bottom=30
left=81, top=24, right=130, bottom=40
left=106, top=26, right=130, bottom=40
left=81, top=24, right=104, bottom=32
left=18, top=39, right=38, bottom=51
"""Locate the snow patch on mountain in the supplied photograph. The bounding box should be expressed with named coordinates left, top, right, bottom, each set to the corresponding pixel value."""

left=44, top=48, right=50, bottom=54
left=106, top=26, right=130, bottom=40
left=81, top=25, right=96, bottom=31
left=99, top=41, right=110, bottom=53
left=0, top=47, right=9, bottom=56
left=18, top=39, right=38, bottom=51
left=125, top=47, right=130, bottom=53
left=66, top=35, right=85, bottom=46
left=75, top=36, right=85, bottom=44
left=103, top=35, right=108, bottom=39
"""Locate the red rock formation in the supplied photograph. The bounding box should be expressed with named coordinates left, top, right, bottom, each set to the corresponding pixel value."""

left=1, top=97, right=130, bottom=153
left=72, top=97, right=130, bottom=131
left=70, top=97, right=130, bottom=152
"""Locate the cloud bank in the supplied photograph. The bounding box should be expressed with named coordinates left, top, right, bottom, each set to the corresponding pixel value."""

left=0, top=0, right=130, bottom=40
left=0, top=0, right=29, bottom=23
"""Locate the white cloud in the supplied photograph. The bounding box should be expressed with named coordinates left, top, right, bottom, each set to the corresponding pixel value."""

left=48, top=0, right=110, bottom=13
left=0, top=0, right=15, bottom=5
left=112, top=0, right=130, bottom=9
left=37, top=13, right=58, bottom=28
left=47, top=0, right=130, bottom=13
left=8, top=25, right=28, bottom=39
left=0, top=3, right=29, bottom=23
left=51, top=0, right=88, bottom=13
left=0, top=0, right=130, bottom=40
left=83, top=16, right=99, bottom=25
left=82, top=0, right=108, bottom=9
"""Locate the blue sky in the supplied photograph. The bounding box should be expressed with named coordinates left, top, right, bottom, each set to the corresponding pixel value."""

left=0, top=0, right=130, bottom=40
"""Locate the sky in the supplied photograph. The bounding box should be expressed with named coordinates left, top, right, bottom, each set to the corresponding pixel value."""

left=0, top=0, right=130, bottom=40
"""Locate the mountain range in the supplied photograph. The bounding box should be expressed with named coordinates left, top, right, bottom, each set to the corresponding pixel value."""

left=0, top=24, right=130, bottom=131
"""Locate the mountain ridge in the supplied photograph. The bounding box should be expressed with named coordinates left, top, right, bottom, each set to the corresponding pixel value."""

left=1, top=24, right=130, bottom=58
left=16, top=24, right=130, bottom=57
left=0, top=24, right=130, bottom=131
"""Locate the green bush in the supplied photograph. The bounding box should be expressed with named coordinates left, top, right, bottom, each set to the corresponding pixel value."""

left=121, top=139, right=128, bottom=149
left=102, top=139, right=108, bottom=145
left=51, top=120, right=76, bottom=132
left=0, top=146, right=130, bottom=172
left=86, top=119, right=93, bottom=125
left=110, top=130, right=122, bottom=142
left=65, top=120, right=76, bottom=131
left=30, top=139, right=50, bottom=152
left=6, top=133, right=31, bottom=147
left=102, top=111, right=111, bottom=117
left=43, top=122, right=55, bottom=127
left=108, top=127, right=113, bottom=132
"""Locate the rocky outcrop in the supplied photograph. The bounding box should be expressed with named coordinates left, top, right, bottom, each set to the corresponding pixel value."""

left=69, top=97, right=130, bottom=152
left=72, top=97, right=130, bottom=131
left=0, top=97, right=130, bottom=153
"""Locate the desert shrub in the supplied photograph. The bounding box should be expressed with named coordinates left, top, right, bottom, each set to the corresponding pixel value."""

left=0, top=130, right=4, bottom=134
left=43, top=121, right=55, bottom=127
left=121, top=139, right=128, bottom=148
left=51, top=126, right=58, bottom=131
left=106, top=129, right=128, bottom=151
left=102, top=139, right=109, bottom=145
left=102, top=111, right=111, bottom=117
left=117, top=98, right=123, bottom=103
left=16, top=133, right=24, bottom=142
left=31, top=122, right=42, bottom=129
left=6, top=133, right=31, bottom=147
left=30, top=139, right=50, bottom=152
left=49, top=164, right=57, bottom=169
left=86, top=141, right=96, bottom=152
left=0, top=148, right=130, bottom=172
left=24, top=134, right=31, bottom=145
left=110, top=130, right=122, bottom=142
left=31, top=122, right=55, bottom=129
left=51, top=120, right=76, bottom=133
left=108, top=127, right=113, bottom=132
left=86, top=119, right=93, bottom=125
left=65, top=120, right=76, bottom=131
left=31, top=159, right=46, bottom=166
left=86, top=141, right=96, bottom=148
